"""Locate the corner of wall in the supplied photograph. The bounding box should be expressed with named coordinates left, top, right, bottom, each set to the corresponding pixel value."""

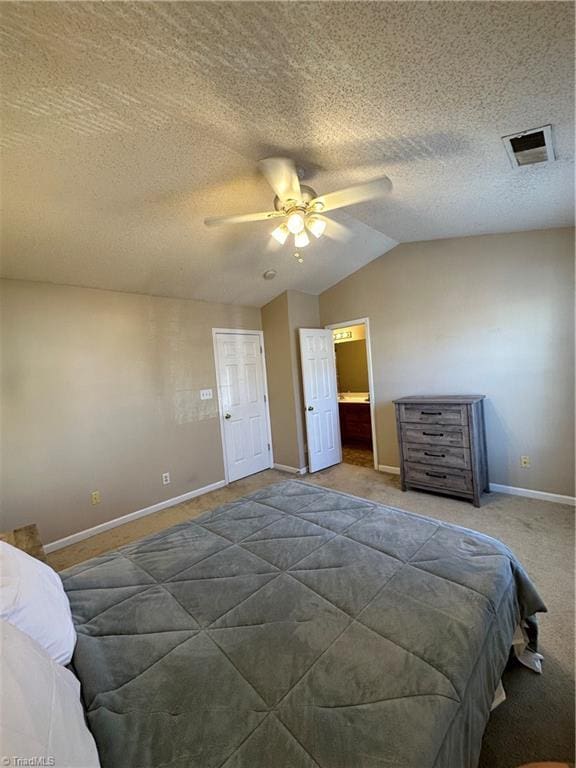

left=261, top=290, right=321, bottom=470
left=286, top=291, right=320, bottom=468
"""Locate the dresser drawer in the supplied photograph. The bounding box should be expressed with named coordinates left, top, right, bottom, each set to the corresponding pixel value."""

left=401, top=424, right=470, bottom=448
left=404, top=462, right=473, bottom=494
left=403, top=443, right=471, bottom=470
left=398, top=403, right=468, bottom=426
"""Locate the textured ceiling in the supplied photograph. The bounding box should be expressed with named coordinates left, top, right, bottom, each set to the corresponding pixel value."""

left=0, top=1, right=573, bottom=307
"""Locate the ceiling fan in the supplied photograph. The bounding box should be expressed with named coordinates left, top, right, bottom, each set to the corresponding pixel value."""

left=204, top=157, right=392, bottom=250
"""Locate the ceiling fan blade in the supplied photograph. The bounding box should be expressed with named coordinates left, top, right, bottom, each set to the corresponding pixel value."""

left=204, top=210, right=284, bottom=227
left=319, top=215, right=353, bottom=242
left=312, top=176, right=392, bottom=213
left=258, top=157, right=302, bottom=203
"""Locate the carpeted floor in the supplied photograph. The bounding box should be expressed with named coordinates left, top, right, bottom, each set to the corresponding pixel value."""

left=48, top=465, right=575, bottom=768
left=342, top=443, right=374, bottom=468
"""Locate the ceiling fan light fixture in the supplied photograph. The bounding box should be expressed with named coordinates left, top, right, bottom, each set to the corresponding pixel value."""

left=286, top=211, right=305, bottom=234
left=294, top=230, right=310, bottom=248
left=306, top=215, right=326, bottom=239
left=271, top=223, right=290, bottom=244
left=204, top=157, right=393, bottom=263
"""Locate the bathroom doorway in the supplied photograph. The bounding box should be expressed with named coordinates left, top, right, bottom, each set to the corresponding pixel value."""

left=326, top=318, right=378, bottom=471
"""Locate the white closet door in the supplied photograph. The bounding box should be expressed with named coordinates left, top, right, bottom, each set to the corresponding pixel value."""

left=215, top=332, right=271, bottom=482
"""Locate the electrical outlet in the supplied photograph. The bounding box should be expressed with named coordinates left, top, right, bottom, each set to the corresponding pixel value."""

left=91, top=490, right=101, bottom=505
left=520, top=455, right=531, bottom=468
left=162, top=472, right=171, bottom=485
left=200, top=389, right=213, bottom=400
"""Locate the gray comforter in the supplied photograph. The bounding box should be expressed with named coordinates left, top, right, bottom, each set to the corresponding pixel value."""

left=62, top=480, right=545, bottom=768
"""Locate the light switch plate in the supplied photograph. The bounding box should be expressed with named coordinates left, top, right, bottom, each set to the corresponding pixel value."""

left=200, top=389, right=213, bottom=400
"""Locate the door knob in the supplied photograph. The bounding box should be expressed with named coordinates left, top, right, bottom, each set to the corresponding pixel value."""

left=307, top=406, right=314, bottom=411
left=224, top=413, right=231, bottom=419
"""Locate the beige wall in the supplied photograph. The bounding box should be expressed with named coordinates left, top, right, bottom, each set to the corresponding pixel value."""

left=320, top=228, right=575, bottom=496
left=0, top=279, right=261, bottom=543
left=287, top=290, right=321, bottom=468
left=261, top=292, right=301, bottom=469
left=261, top=290, right=319, bottom=470
left=336, top=340, right=369, bottom=392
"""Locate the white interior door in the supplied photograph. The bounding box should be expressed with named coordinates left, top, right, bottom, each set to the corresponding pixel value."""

left=215, top=331, right=272, bottom=482
left=299, top=328, right=342, bottom=473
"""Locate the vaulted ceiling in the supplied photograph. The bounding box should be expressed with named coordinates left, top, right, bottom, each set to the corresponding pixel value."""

left=1, top=2, right=573, bottom=306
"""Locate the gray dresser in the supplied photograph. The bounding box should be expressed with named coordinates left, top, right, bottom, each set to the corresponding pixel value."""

left=394, top=395, right=489, bottom=507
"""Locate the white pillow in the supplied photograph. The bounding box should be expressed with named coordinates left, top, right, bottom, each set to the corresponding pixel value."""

left=0, top=620, right=100, bottom=767
left=0, top=541, right=76, bottom=664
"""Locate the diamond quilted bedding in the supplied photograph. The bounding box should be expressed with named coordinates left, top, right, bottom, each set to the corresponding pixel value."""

left=62, top=480, right=546, bottom=768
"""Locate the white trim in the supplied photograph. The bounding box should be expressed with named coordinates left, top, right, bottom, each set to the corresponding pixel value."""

left=44, top=480, right=227, bottom=553
left=44, top=473, right=573, bottom=555
left=273, top=463, right=308, bottom=475
left=489, top=483, right=575, bottom=506
left=378, top=465, right=401, bottom=475
left=325, top=317, right=379, bottom=470
left=376, top=466, right=574, bottom=506
left=212, top=328, right=274, bottom=484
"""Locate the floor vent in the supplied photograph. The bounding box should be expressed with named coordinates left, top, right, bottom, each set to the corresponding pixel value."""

left=502, top=125, right=555, bottom=167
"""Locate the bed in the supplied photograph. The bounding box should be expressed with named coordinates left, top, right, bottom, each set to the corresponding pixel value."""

left=61, top=480, right=545, bottom=768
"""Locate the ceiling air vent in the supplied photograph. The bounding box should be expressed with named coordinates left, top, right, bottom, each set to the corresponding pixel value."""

left=502, top=125, right=555, bottom=167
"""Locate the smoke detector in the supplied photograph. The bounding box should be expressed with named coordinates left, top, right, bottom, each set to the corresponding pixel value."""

left=262, top=269, right=277, bottom=280
left=502, top=125, right=555, bottom=168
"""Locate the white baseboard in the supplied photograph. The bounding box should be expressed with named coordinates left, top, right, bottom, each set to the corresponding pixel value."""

left=273, top=463, right=307, bottom=475
left=45, top=480, right=227, bottom=553
left=488, top=483, right=575, bottom=506
left=45, top=469, right=574, bottom=555
left=378, top=465, right=401, bottom=475
left=377, top=465, right=574, bottom=506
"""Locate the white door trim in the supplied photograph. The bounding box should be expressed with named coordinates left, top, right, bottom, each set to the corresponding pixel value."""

left=212, top=328, right=274, bottom=484
left=325, top=317, right=379, bottom=471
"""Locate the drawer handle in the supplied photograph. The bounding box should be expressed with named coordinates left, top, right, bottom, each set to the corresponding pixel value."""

left=422, top=431, right=444, bottom=436
left=425, top=472, right=447, bottom=479
left=421, top=411, right=442, bottom=416
left=424, top=451, right=445, bottom=457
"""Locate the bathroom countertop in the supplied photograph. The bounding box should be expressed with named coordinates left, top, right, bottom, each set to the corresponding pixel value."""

left=338, top=393, right=371, bottom=404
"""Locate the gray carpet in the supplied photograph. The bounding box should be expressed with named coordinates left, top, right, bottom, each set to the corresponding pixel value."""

left=50, top=464, right=575, bottom=767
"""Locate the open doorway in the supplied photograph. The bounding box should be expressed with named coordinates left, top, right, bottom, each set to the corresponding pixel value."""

left=327, top=319, right=378, bottom=471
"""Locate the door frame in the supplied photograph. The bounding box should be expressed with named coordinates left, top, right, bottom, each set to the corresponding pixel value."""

left=212, top=328, right=274, bottom=484
left=325, top=317, right=379, bottom=471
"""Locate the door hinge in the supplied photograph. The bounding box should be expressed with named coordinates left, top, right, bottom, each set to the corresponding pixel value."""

left=267, top=443, right=271, bottom=451
left=260, top=345, right=263, bottom=354
left=264, top=394, right=267, bottom=402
